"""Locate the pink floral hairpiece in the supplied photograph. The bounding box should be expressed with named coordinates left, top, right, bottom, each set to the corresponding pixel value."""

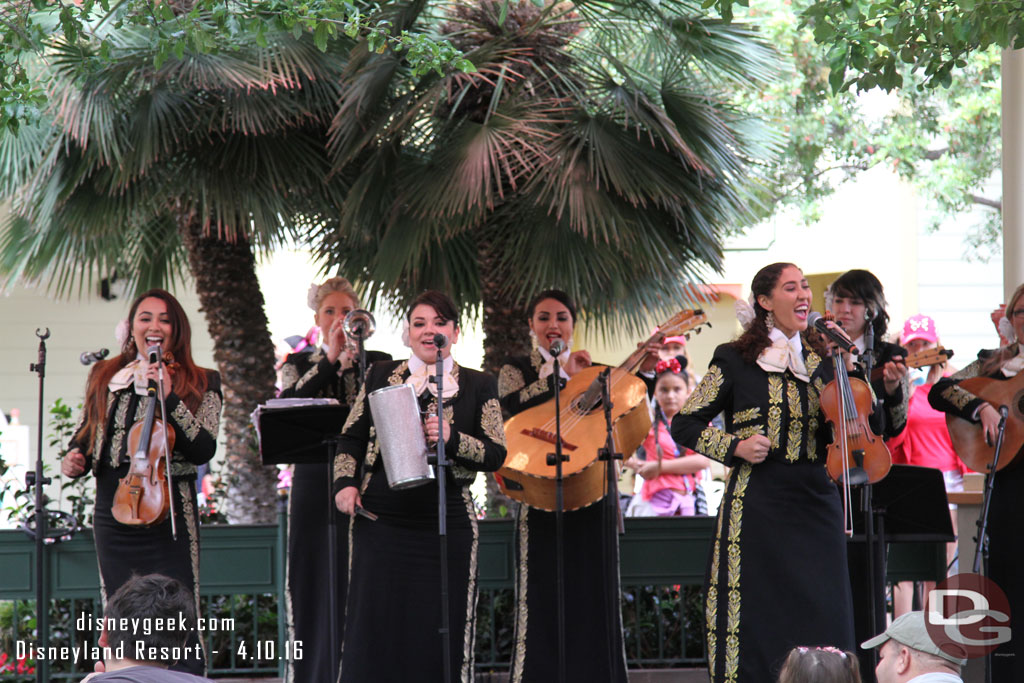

left=797, top=646, right=847, bottom=659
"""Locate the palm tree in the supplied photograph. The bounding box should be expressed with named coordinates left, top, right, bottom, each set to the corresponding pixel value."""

left=313, top=0, right=781, bottom=371
left=0, top=16, right=355, bottom=522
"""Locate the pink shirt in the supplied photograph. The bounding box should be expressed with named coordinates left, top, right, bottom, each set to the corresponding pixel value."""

left=889, top=382, right=971, bottom=474
left=639, top=420, right=697, bottom=500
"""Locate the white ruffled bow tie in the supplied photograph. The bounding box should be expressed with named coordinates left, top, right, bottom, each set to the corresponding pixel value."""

left=1002, top=346, right=1024, bottom=377
left=537, top=344, right=571, bottom=381
left=757, top=332, right=809, bottom=382
left=108, top=357, right=152, bottom=396
left=406, top=355, right=458, bottom=399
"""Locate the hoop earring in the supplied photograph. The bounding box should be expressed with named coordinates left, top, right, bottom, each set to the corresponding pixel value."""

left=765, top=312, right=775, bottom=332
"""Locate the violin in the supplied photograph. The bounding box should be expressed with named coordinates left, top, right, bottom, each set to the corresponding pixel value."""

left=111, top=348, right=178, bottom=531
left=868, top=346, right=954, bottom=383
left=818, top=314, right=891, bottom=534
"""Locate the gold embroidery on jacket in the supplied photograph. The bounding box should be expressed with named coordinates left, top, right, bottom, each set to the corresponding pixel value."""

left=724, top=464, right=751, bottom=682
left=767, top=375, right=783, bottom=450
left=682, top=364, right=724, bottom=415
left=499, top=365, right=525, bottom=398
left=941, top=385, right=974, bottom=410
left=481, top=398, right=507, bottom=447
left=786, top=379, right=802, bottom=462
left=697, top=427, right=734, bottom=462
left=734, top=425, right=764, bottom=439
left=732, top=407, right=761, bottom=424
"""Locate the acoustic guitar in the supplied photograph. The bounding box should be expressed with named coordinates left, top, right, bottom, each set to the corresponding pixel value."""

left=496, top=310, right=710, bottom=512
left=945, top=373, right=1024, bottom=473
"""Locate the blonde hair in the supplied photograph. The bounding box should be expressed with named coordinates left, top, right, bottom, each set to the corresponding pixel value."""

left=307, top=277, right=359, bottom=312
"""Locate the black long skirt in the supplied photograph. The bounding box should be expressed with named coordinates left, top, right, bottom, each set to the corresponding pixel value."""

left=93, top=465, right=204, bottom=675
left=989, top=464, right=1024, bottom=681
left=510, top=502, right=628, bottom=683
left=285, top=461, right=348, bottom=683
left=338, top=475, right=478, bottom=683
left=704, top=460, right=854, bottom=683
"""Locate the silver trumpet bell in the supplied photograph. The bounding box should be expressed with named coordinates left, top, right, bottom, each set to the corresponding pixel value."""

left=343, top=309, right=376, bottom=341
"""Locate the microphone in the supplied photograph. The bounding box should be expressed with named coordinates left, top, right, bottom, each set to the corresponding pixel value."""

left=146, top=344, right=161, bottom=395
left=548, top=339, right=567, bottom=357
left=807, top=312, right=858, bottom=355
left=79, top=348, right=110, bottom=365
left=432, top=333, right=449, bottom=349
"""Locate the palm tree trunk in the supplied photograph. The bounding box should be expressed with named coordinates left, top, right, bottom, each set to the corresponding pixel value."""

left=181, top=216, right=279, bottom=524
left=478, top=229, right=530, bottom=517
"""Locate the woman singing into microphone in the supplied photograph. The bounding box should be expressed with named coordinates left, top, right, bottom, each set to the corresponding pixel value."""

left=278, top=276, right=391, bottom=682
left=332, top=290, right=506, bottom=682
left=61, top=290, right=221, bottom=675
left=498, top=289, right=629, bottom=683
left=672, top=263, right=855, bottom=682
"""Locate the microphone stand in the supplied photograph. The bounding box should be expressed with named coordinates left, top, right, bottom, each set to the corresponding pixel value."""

left=545, top=352, right=568, bottom=683
left=859, top=323, right=883, bottom=650
left=22, top=329, right=78, bottom=682
left=974, top=405, right=1007, bottom=683
left=429, top=348, right=452, bottom=683
left=597, top=368, right=624, bottom=674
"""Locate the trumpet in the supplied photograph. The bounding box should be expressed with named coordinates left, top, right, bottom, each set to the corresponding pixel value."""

left=344, top=309, right=376, bottom=354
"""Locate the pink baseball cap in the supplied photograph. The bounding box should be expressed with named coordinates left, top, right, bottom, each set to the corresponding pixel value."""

left=662, top=335, right=688, bottom=346
left=900, top=314, right=938, bottom=345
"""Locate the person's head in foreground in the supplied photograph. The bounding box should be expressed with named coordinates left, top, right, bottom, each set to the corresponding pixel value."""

left=862, top=611, right=966, bottom=683
left=777, top=645, right=860, bottom=683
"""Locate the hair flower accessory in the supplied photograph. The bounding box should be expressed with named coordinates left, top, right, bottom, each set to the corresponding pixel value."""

left=114, top=318, right=130, bottom=347
left=306, top=283, right=321, bottom=311
left=655, top=357, right=682, bottom=375
left=735, top=293, right=757, bottom=330
left=999, top=314, right=1016, bottom=344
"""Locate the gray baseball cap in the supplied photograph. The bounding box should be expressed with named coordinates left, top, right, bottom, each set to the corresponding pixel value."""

left=861, top=612, right=968, bottom=666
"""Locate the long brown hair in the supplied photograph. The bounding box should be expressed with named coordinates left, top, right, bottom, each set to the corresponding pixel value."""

left=73, top=290, right=209, bottom=457
left=731, top=263, right=827, bottom=363
left=980, top=282, right=1024, bottom=376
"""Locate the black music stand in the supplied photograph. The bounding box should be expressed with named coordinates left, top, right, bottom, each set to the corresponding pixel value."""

left=848, top=464, right=954, bottom=682
left=256, top=401, right=347, bottom=682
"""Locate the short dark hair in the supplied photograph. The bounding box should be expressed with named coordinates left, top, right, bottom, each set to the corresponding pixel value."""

left=528, top=289, right=577, bottom=324
left=828, top=269, right=890, bottom=340
left=103, top=574, right=196, bottom=660
left=407, top=290, right=461, bottom=330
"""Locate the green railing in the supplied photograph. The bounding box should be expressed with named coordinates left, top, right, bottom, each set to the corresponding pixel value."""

left=0, top=514, right=945, bottom=679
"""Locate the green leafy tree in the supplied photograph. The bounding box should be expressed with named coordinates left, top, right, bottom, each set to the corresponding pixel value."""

left=0, top=10, right=368, bottom=522
left=0, top=0, right=471, bottom=132
left=728, top=0, right=1002, bottom=255
left=314, top=0, right=782, bottom=371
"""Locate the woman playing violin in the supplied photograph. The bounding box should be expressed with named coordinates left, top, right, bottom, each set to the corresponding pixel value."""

left=929, top=283, right=1024, bottom=681
left=826, top=269, right=909, bottom=437
left=332, top=291, right=506, bottom=682
left=277, top=276, right=391, bottom=683
left=497, top=289, right=633, bottom=683
left=61, top=289, right=222, bottom=675
left=671, top=263, right=856, bottom=683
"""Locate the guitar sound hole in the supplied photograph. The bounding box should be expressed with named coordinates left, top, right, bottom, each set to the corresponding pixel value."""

left=572, top=396, right=604, bottom=414
left=1016, top=392, right=1024, bottom=418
